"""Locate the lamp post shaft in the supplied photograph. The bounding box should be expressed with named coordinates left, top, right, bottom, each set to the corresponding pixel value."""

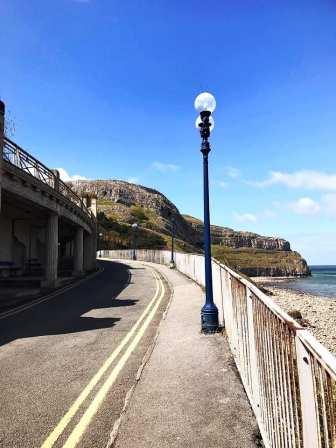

left=132, top=228, right=137, bottom=260
left=200, top=138, right=219, bottom=333
left=203, top=150, right=214, bottom=300
left=170, top=219, right=175, bottom=268
left=97, top=233, right=102, bottom=258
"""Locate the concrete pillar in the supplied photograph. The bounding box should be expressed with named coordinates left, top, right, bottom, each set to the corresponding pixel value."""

left=74, top=227, right=84, bottom=275
left=45, top=213, right=58, bottom=287
left=83, top=229, right=97, bottom=272
left=83, top=232, right=90, bottom=272
left=0, top=100, right=5, bottom=212
left=91, top=222, right=97, bottom=270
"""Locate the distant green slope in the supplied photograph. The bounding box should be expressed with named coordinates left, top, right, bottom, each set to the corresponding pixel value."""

left=212, top=246, right=310, bottom=277
left=97, top=202, right=199, bottom=254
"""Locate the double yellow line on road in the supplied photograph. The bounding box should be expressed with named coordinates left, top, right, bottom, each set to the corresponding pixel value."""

left=41, top=266, right=165, bottom=448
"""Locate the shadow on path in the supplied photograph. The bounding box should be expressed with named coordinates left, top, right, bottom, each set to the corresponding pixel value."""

left=0, top=260, right=138, bottom=347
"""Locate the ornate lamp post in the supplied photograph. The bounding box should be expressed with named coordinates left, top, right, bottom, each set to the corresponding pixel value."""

left=194, top=92, right=219, bottom=334
left=98, top=232, right=103, bottom=257
left=132, top=223, right=138, bottom=260
left=169, top=215, right=176, bottom=269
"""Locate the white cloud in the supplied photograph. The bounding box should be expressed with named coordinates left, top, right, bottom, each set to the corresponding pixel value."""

left=288, top=197, right=321, bottom=215
left=252, top=170, right=336, bottom=191
left=126, top=177, right=139, bottom=184
left=57, top=168, right=88, bottom=182
left=218, top=181, right=228, bottom=188
left=224, top=166, right=240, bottom=179
left=152, top=161, right=180, bottom=172
left=233, top=208, right=277, bottom=223
left=233, top=212, right=257, bottom=223
left=274, top=195, right=336, bottom=218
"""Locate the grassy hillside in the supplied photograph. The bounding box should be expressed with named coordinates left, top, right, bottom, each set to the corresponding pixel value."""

left=97, top=206, right=198, bottom=253
left=212, top=246, right=309, bottom=277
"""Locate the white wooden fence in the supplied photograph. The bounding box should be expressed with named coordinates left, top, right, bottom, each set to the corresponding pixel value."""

left=101, top=249, right=336, bottom=448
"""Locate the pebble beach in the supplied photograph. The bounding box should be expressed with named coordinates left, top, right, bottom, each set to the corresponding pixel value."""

left=253, top=277, right=336, bottom=356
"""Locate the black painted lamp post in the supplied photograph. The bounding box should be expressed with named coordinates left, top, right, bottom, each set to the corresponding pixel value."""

left=169, top=216, right=176, bottom=269
left=194, top=92, right=219, bottom=334
left=132, top=223, right=138, bottom=260
left=99, top=232, right=103, bottom=257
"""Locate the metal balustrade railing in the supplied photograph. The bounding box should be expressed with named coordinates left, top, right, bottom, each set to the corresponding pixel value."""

left=3, top=137, right=55, bottom=187
left=2, top=137, right=94, bottom=221
left=102, top=249, right=336, bottom=448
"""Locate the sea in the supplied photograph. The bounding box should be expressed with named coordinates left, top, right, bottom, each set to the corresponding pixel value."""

left=278, top=266, right=336, bottom=298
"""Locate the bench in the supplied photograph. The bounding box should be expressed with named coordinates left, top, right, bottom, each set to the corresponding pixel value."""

left=0, top=262, right=22, bottom=278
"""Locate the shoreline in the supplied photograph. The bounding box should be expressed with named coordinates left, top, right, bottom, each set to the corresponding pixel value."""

left=253, top=278, right=336, bottom=355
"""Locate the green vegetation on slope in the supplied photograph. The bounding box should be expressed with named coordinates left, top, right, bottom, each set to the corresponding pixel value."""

left=97, top=211, right=165, bottom=249
left=97, top=210, right=197, bottom=253
left=130, top=205, right=151, bottom=222
left=98, top=199, right=180, bottom=240
left=212, top=246, right=309, bottom=276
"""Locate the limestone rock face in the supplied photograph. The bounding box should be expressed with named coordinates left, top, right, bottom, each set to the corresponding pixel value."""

left=223, top=235, right=290, bottom=250
left=239, top=254, right=310, bottom=277
left=183, top=215, right=291, bottom=250
left=70, top=180, right=174, bottom=212
left=68, top=180, right=201, bottom=245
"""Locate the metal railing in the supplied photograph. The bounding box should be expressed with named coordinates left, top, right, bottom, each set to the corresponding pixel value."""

left=3, top=137, right=93, bottom=220
left=103, top=249, right=336, bottom=448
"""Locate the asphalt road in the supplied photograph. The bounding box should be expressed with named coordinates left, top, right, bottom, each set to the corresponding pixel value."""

left=0, top=259, right=170, bottom=448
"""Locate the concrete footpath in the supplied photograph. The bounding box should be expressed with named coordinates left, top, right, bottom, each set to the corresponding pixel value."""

left=113, top=262, right=260, bottom=448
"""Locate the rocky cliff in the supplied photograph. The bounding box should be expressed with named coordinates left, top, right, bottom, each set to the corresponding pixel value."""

left=211, top=246, right=310, bottom=278
left=183, top=215, right=291, bottom=250
left=69, top=179, right=310, bottom=277
left=69, top=180, right=201, bottom=247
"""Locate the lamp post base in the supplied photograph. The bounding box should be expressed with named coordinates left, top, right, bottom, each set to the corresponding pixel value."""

left=169, top=261, right=175, bottom=269
left=201, top=304, right=219, bottom=334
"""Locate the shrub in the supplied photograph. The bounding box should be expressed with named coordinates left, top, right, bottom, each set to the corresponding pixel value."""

left=130, top=206, right=149, bottom=223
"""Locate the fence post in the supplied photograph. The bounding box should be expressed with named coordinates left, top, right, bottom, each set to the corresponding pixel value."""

left=295, top=337, right=319, bottom=447
left=0, top=100, right=4, bottom=212
left=246, top=288, right=261, bottom=420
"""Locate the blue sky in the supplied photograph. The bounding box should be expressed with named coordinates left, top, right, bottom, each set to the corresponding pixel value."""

left=1, top=0, right=336, bottom=264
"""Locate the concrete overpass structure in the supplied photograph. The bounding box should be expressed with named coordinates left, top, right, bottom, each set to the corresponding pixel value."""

left=0, top=101, right=97, bottom=288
